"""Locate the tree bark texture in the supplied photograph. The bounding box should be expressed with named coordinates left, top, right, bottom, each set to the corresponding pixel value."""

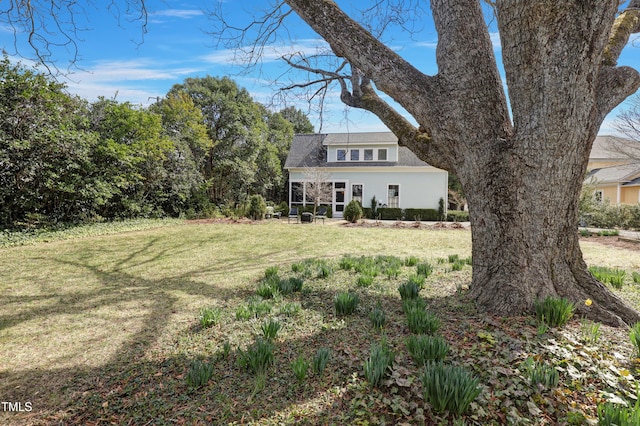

left=285, top=0, right=640, bottom=325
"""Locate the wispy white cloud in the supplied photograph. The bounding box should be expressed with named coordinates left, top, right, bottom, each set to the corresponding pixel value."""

left=150, top=9, right=203, bottom=19
left=61, top=58, right=205, bottom=105
left=489, top=32, right=501, bottom=50
left=200, top=39, right=330, bottom=66
left=74, top=58, right=200, bottom=82
left=416, top=40, right=437, bottom=49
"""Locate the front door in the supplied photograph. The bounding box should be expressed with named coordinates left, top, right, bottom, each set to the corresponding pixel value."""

left=333, top=182, right=346, bottom=218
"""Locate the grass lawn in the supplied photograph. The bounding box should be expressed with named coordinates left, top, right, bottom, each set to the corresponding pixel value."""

left=1, top=220, right=640, bottom=425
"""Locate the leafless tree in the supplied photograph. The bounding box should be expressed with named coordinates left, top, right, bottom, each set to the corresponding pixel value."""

left=296, top=166, right=332, bottom=221
left=614, top=94, right=640, bottom=160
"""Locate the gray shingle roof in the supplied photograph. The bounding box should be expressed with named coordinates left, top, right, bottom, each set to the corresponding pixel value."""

left=284, top=132, right=432, bottom=169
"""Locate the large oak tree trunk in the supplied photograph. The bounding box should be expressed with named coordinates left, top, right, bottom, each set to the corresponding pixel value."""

left=464, top=131, right=638, bottom=326
left=283, top=0, right=640, bottom=325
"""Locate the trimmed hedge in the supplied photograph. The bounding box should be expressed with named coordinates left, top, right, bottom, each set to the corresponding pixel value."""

left=377, top=208, right=404, bottom=220
left=446, top=210, right=470, bottom=222
left=404, top=208, right=440, bottom=221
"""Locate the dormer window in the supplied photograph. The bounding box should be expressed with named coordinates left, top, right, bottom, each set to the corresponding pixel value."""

left=378, top=149, right=387, bottom=161
left=350, top=149, right=360, bottom=161
left=364, top=149, right=373, bottom=161
left=337, top=149, right=346, bottom=161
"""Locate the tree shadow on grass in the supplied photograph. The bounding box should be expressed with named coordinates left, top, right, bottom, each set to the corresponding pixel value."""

left=0, top=252, right=490, bottom=426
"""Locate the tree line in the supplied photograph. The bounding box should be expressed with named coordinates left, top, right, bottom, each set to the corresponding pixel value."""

left=0, top=57, right=313, bottom=228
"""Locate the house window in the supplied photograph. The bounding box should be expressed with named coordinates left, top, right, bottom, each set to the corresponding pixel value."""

left=364, top=149, right=373, bottom=161
left=388, top=184, right=399, bottom=208
left=291, top=182, right=304, bottom=204
left=352, top=184, right=363, bottom=204
left=350, top=149, right=360, bottom=161
left=594, top=190, right=603, bottom=203
left=337, top=149, right=346, bottom=161
left=378, top=149, right=387, bottom=161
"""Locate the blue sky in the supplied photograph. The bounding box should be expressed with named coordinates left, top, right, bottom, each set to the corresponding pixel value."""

left=1, top=0, right=639, bottom=134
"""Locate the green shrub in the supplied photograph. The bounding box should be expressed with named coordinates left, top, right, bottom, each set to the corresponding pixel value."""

left=369, top=196, right=378, bottom=219
left=580, top=228, right=592, bottom=237
left=407, top=274, right=426, bottom=289
left=377, top=207, right=403, bottom=220
left=357, top=274, right=375, bottom=287
left=261, top=319, right=281, bottom=341
left=317, top=263, right=333, bottom=279
left=235, top=305, right=252, bottom=321
left=199, top=306, right=221, bottom=328
left=446, top=210, right=470, bottom=222
left=339, top=255, right=357, bottom=270
left=264, top=266, right=279, bottom=279
left=449, top=260, right=465, bottom=272
left=404, top=208, right=440, bottom=221
left=590, top=266, right=627, bottom=288
left=363, top=340, right=395, bottom=388
left=277, top=201, right=289, bottom=217
left=609, top=269, right=627, bottom=288
left=534, top=296, right=575, bottom=327
left=291, top=355, right=310, bottom=383
left=276, top=278, right=294, bottom=295
left=369, top=304, right=386, bottom=329
left=334, top=291, right=359, bottom=316
left=221, top=341, right=232, bottom=359
left=398, top=281, right=421, bottom=300
left=633, top=271, right=640, bottom=284
left=313, top=347, right=331, bottom=376
left=406, top=305, right=441, bottom=334
left=247, top=194, right=267, bottom=220
left=598, top=401, right=640, bottom=426
left=186, top=359, right=215, bottom=388
left=404, top=256, right=419, bottom=267
left=402, top=297, right=427, bottom=315
left=344, top=200, right=364, bottom=223
left=406, top=335, right=450, bottom=365
left=421, top=361, right=481, bottom=415
left=256, top=281, right=279, bottom=299
left=291, top=262, right=303, bottom=273
left=238, top=338, right=274, bottom=375
left=438, top=197, right=446, bottom=221
left=384, top=265, right=401, bottom=279
left=522, top=357, right=559, bottom=389
left=288, top=277, right=304, bottom=292
left=448, top=254, right=460, bottom=263
left=416, top=262, right=434, bottom=278
left=630, top=322, right=640, bottom=357
left=236, top=296, right=273, bottom=320
left=279, top=301, right=302, bottom=317
left=580, top=318, right=602, bottom=345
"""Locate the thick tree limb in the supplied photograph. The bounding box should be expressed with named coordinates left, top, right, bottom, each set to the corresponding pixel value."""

left=283, top=0, right=434, bottom=126
left=603, top=0, right=640, bottom=66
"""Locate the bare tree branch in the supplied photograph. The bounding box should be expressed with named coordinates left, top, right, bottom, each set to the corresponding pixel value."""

left=603, top=0, right=640, bottom=67
left=0, top=0, right=148, bottom=74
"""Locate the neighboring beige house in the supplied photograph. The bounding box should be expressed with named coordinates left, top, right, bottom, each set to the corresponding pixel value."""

left=586, top=136, right=640, bottom=205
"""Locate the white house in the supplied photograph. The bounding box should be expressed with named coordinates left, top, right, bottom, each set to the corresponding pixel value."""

left=284, top=132, right=448, bottom=218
